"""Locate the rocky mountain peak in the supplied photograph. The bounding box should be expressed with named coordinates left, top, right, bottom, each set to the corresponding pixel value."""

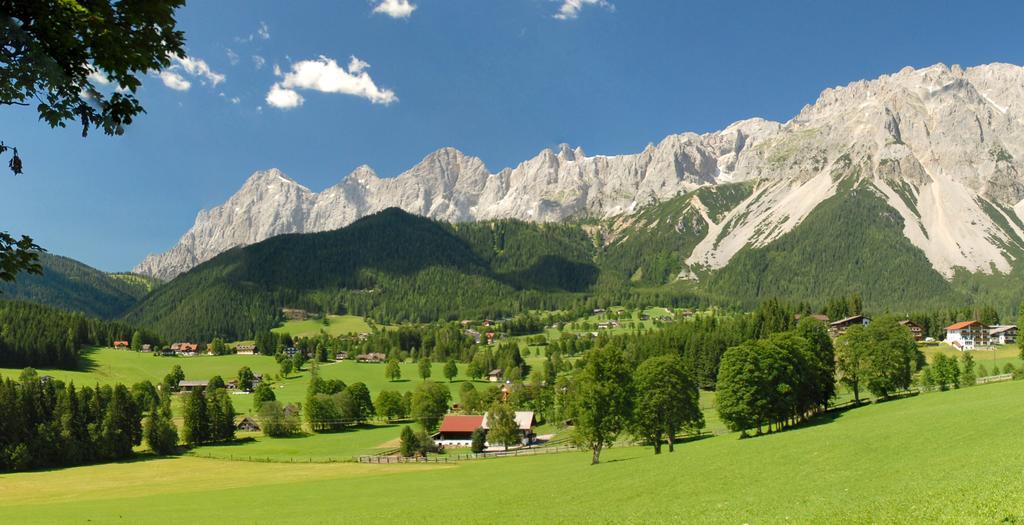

left=137, top=62, right=1024, bottom=283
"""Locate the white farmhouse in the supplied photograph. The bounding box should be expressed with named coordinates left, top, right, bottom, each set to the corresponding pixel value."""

left=944, top=320, right=989, bottom=350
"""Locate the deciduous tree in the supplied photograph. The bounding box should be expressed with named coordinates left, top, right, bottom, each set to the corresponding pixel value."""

left=568, top=346, right=633, bottom=464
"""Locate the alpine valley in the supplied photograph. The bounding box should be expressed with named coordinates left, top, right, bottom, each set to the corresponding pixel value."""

left=13, top=63, right=1024, bottom=339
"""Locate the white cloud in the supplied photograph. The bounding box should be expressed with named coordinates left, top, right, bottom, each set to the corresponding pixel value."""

left=230, top=96, right=241, bottom=104
left=159, top=70, right=191, bottom=91
left=226, top=48, right=240, bottom=65
left=348, top=56, right=370, bottom=74
left=373, top=0, right=416, bottom=18
left=252, top=55, right=266, bottom=70
left=266, top=84, right=304, bottom=109
left=257, top=21, right=271, bottom=40
left=88, top=69, right=111, bottom=85
left=265, top=55, right=397, bottom=109
left=273, top=64, right=282, bottom=76
left=553, top=0, right=614, bottom=20
left=173, top=55, right=226, bottom=86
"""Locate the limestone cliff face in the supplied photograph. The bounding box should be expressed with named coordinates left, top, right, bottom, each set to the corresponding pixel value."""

left=137, top=63, right=1024, bottom=282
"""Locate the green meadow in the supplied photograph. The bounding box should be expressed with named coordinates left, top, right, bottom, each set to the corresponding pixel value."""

left=271, top=314, right=374, bottom=338
left=1, top=379, right=1022, bottom=524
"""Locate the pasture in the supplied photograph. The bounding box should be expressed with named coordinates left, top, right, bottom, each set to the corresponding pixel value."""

left=2, top=377, right=1022, bottom=524
left=271, top=314, right=374, bottom=338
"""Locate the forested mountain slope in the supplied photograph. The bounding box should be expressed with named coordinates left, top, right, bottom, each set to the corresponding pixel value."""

left=124, top=209, right=603, bottom=341
left=0, top=254, right=154, bottom=319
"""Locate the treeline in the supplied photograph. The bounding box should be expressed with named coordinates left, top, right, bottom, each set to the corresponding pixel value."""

left=0, top=370, right=142, bottom=472
left=0, top=300, right=159, bottom=369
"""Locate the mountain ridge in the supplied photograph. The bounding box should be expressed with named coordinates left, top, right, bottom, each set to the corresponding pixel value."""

left=136, top=62, right=1024, bottom=285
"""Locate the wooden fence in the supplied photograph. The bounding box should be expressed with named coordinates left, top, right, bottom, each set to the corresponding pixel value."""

left=977, top=373, right=1014, bottom=385
left=355, top=445, right=580, bottom=464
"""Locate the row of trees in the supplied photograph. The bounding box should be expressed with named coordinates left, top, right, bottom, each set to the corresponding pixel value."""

left=566, top=349, right=704, bottom=464
left=716, top=319, right=836, bottom=435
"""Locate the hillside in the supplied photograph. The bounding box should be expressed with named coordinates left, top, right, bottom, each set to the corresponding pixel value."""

left=0, top=254, right=153, bottom=318
left=2, top=377, right=1022, bottom=523
left=124, top=209, right=601, bottom=341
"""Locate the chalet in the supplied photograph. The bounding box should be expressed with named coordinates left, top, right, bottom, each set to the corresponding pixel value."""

left=944, top=321, right=989, bottom=350
left=226, top=379, right=239, bottom=390
left=235, top=344, right=257, bottom=356
left=178, top=380, right=209, bottom=392
left=141, top=344, right=152, bottom=352
left=252, top=373, right=263, bottom=388
left=487, top=369, right=503, bottom=382
left=482, top=410, right=537, bottom=446
left=465, top=329, right=482, bottom=344
left=899, top=320, right=925, bottom=341
left=485, top=332, right=496, bottom=344
left=436, top=415, right=485, bottom=446
left=281, top=308, right=309, bottom=321
left=334, top=351, right=349, bottom=361
left=282, top=347, right=299, bottom=357
left=236, top=416, right=260, bottom=432
left=593, top=308, right=606, bottom=314
left=989, top=325, right=1018, bottom=345
left=828, top=315, right=870, bottom=338
left=171, top=342, right=199, bottom=355
left=597, top=322, right=611, bottom=330
left=113, top=341, right=130, bottom=349
left=356, top=352, right=386, bottom=363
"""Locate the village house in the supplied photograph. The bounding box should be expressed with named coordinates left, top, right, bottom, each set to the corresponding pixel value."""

left=113, top=340, right=130, bottom=349
left=334, top=351, right=349, bottom=361
left=988, top=325, right=1018, bottom=345
left=482, top=410, right=537, bottom=446
left=899, top=319, right=925, bottom=341
left=141, top=344, right=152, bottom=352
left=235, top=416, right=261, bottom=432
left=356, top=352, right=387, bottom=363
left=944, top=320, right=990, bottom=350
left=828, top=315, right=871, bottom=338
left=235, top=344, right=257, bottom=356
left=435, top=415, right=484, bottom=446
left=487, top=369, right=503, bottom=382
left=171, top=342, right=199, bottom=356
left=178, top=380, right=209, bottom=392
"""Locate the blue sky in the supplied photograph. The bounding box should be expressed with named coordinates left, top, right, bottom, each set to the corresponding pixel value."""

left=3, top=0, right=1024, bottom=272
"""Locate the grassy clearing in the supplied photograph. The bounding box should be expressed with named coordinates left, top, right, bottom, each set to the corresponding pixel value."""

left=2, top=379, right=1023, bottom=523
left=271, top=314, right=373, bottom=338
left=920, top=342, right=1023, bottom=373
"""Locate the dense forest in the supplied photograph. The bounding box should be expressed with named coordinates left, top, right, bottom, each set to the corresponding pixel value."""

left=124, top=209, right=611, bottom=341
left=6, top=183, right=1024, bottom=343
left=0, top=301, right=158, bottom=369
left=0, top=371, right=143, bottom=472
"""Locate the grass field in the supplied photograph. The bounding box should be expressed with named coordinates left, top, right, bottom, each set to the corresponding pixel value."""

left=188, top=424, right=402, bottom=461
left=271, top=314, right=373, bottom=338
left=2, top=379, right=1022, bottom=523
left=920, top=342, right=1023, bottom=374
